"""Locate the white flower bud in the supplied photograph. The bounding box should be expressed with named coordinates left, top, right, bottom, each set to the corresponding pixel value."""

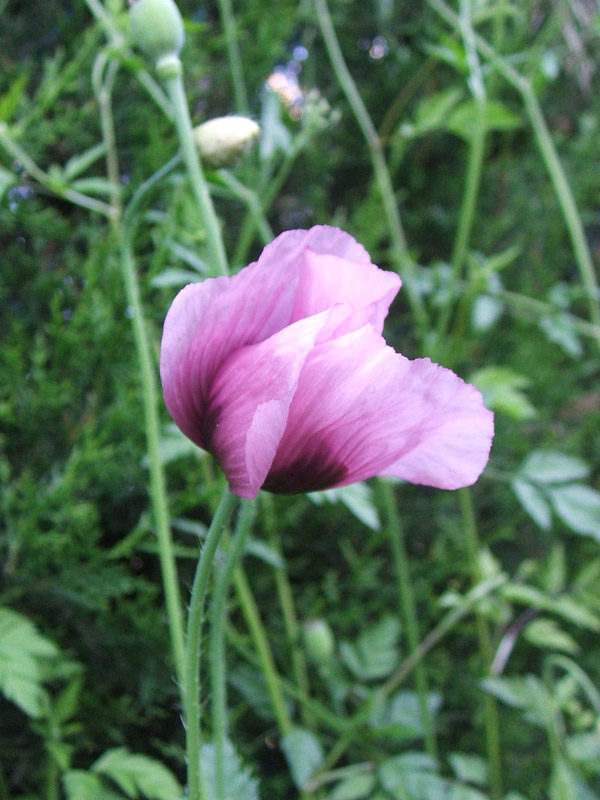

left=193, top=116, right=260, bottom=167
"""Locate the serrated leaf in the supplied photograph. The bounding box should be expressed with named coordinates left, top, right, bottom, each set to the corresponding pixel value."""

left=548, top=484, right=600, bottom=539
left=63, top=770, right=123, bottom=800
left=518, top=451, right=589, bottom=485
left=330, top=772, right=376, bottom=800
left=340, top=617, right=400, bottom=681
left=511, top=479, right=552, bottom=529
left=200, top=740, right=259, bottom=800
left=0, top=608, right=59, bottom=718
left=93, top=747, right=182, bottom=799
left=281, top=726, right=323, bottom=789
left=481, top=675, right=552, bottom=727
left=369, top=691, right=441, bottom=741
left=379, top=753, right=448, bottom=800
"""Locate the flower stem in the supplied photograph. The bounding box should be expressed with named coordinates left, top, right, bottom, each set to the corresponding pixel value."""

left=216, top=0, right=249, bottom=114
left=262, top=495, right=312, bottom=727
left=314, top=0, right=428, bottom=339
left=185, top=487, right=239, bottom=800
left=378, top=479, right=438, bottom=761
left=210, top=499, right=257, bottom=800
left=436, top=0, right=488, bottom=356
left=119, top=238, right=187, bottom=686
left=459, top=488, right=502, bottom=799
left=160, top=60, right=229, bottom=276
left=232, top=563, right=293, bottom=736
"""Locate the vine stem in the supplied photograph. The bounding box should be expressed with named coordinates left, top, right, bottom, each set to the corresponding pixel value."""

left=378, top=479, right=438, bottom=761
left=210, top=499, right=257, bottom=800
left=314, top=0, right=428, bottom=340
left=160, top=58, right=229, bottom=276
left=185, top=487, right=239, bottom=800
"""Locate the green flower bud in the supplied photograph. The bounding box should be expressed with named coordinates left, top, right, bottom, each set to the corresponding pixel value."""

left=193, top=116, right=260, bottom=167
left=302, top=619, right=335, bottom=665
left=129, top=0, right=184, bottom=65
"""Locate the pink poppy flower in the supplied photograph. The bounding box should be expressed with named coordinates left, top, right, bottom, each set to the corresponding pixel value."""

left=160, top=226, right=493, bottom=499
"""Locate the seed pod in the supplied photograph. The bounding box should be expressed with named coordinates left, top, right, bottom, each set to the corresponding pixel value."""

left=193, top=116, right=260, bottom=166
left=129, top=0, right=184, bottom=65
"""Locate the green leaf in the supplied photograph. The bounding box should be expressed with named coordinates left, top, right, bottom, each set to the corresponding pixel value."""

left=0, top=165, right=17, bottom=199
left=70, top=177, right=117, bottom=197
left=501, top=583, right=600, bottom=631
left=244, top=537, right=284, bottom=568
left=200, top=740, right=259, bottom=800
left=150, top=268, right=202, bottom=288
left=309, top=483, right=380, bottom=530
left=93, top=747, right=183, bottom=799
left=0, top=607, right=59, bottom=718
left=63, top=143, right=106, bottom=181
left=518, top=451, right=589, bottom=485
left=481, top=675, right=552, bottom=728
left=0, top=72, right=29, bottom=121
left=447, top=99, right=521, bottom=140
left=379, top=753, right=448, bottom=800
left=340, top=616, right=401, bottom=681
left=330, top=772, right=376, bottom=800
left=281, top=726, right=323, bottom=789
left=260, top=89, right=292, bottom=160
left=470, top=367, right=536, bottom=421
left=369, top=691, right=441, bottom=741
left=523, top=618, right=579, bottom=655
left=548, top=484, right=600, bottom=539
left=63, top=771, right=123, bottom=800
left=448, top=753, right=488, bottom=786
left=54, top=675, right=83, bottom=724
left=406, top=87, right=463, bottom=137
left=511, top=480, right=552, bottom=530
left=539, top=314, right=582, bottom=358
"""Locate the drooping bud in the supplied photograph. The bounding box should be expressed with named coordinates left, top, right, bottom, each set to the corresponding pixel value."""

left=193, top=116, right=260, bottom=167
left=129, top=0, right=184, bottom=66
left=302, top=619, right=335, bottom=665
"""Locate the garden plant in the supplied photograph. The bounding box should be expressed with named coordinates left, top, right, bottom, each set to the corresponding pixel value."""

left=1, top=1, right=600, bottom=799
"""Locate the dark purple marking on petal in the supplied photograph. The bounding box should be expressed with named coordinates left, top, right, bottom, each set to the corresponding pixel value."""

left=262, top=443, right=348, bottom=495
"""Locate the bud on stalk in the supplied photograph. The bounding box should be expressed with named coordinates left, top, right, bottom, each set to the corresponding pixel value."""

left=129, top=0, right=184, bottom=65
left=193, top=117, right=260, bottom=166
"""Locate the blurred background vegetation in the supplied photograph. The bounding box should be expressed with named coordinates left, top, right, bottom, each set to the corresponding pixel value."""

left=1, top=1, right=600, bottom=798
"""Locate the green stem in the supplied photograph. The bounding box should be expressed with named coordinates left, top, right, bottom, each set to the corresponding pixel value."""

left=0, top=124, right=115, bottom=219
left=217, top=170, right=274, bottom=246
left=233, top=563, right=293, bottom=735
left=210, top=500, right=256, bottom=800
left=459, top=488, right=502, bottom=799
left=160, top=59, right=229, bottom=276
left=216, top=0, right=249, bottom=114
left=314, top=0, right=428, bottom=339
left=119, top=238, right=186, bottom=685
left=437, top=0, right=488, bottom=356
left=427, top=0, right=600, bottom=334
left=379, top=479, right=438, bottom=760
left=378, top=479, right=437, bottom=760
left=262, top=495, right=312, bottom=727
left=498, top=288, right=600, bottom=343
left=185, top=487, right=239, bottom=800
left=92, top=53, right=122, bottom=220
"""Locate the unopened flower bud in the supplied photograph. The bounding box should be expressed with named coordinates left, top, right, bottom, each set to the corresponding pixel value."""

left=193, top=116, right=260, bottom=167
left=129, top=0, right=184, bottom=65
left=302, top=619, right=335, bottom=665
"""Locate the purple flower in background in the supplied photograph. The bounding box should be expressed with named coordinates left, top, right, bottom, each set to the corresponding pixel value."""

left=160, top=226, right=494, bottom=498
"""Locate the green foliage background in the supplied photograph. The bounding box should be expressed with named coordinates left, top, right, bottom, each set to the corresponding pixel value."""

left=1, top=1, right=600, bottom=799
